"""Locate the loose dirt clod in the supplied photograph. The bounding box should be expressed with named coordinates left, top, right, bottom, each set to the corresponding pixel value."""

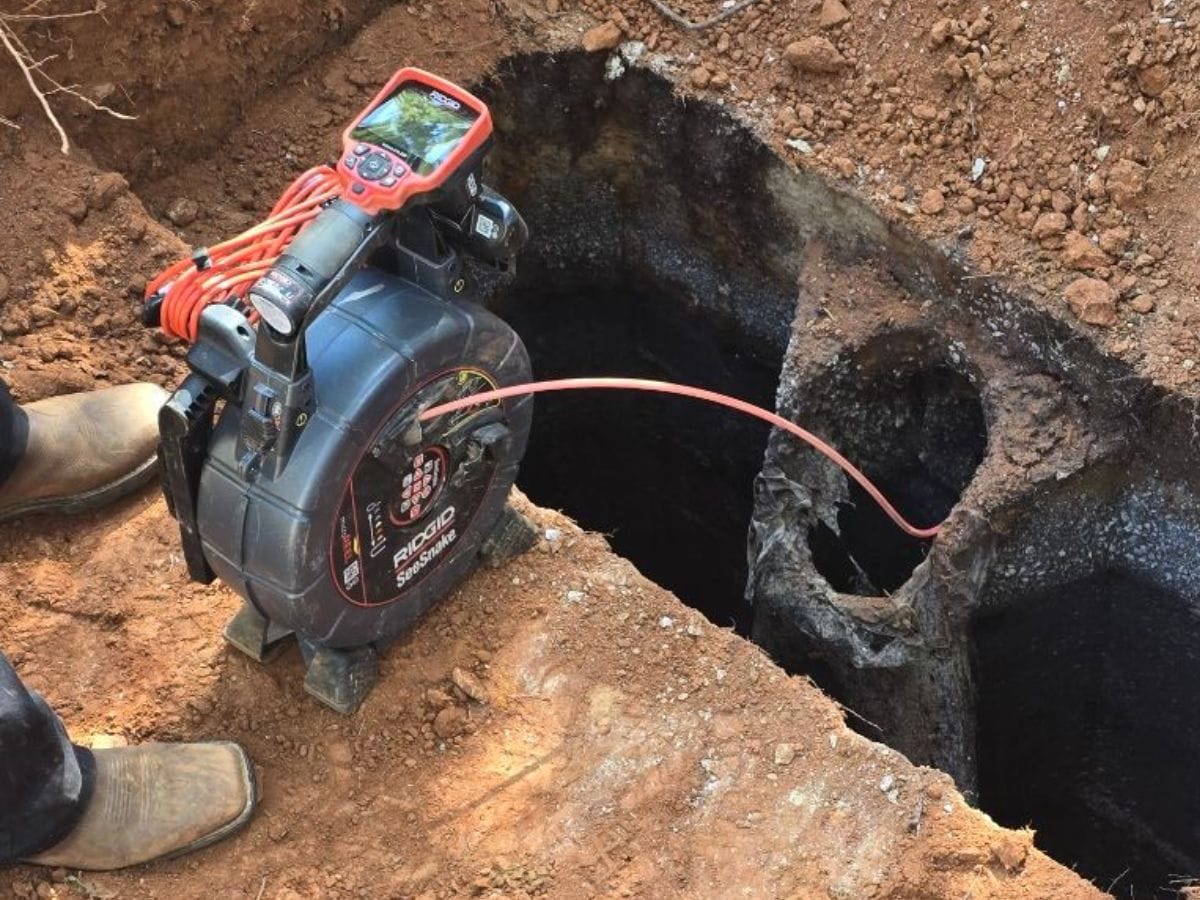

left=784, top=36, right=847, bottom=74
left=1061, top=232, right=1111, bottom=272
left=1065, top=276, right=1118, bottom=327
left=818, top=0, right=850, bottom=30
left=580, top=20, right=621, bottom=52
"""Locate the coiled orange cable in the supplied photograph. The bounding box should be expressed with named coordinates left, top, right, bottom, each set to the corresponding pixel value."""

left=148, top=166, right=342, bottom=342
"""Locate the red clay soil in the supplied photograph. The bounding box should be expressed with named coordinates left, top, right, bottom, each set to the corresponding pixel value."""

left=0, top=0, right=1171, bottom=897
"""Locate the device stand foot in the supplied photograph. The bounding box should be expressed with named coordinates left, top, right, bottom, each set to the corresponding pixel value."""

left=224, top=602, right=295, bottom=663
left=479, top=502, right=538, bottom=568
left=298, top=640, right=380, bottom=715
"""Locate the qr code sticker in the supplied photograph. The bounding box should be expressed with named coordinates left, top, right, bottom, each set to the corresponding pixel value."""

left=475, top=214, right=499, bottom=240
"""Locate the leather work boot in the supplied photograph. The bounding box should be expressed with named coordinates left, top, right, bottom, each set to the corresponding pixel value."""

left=25, top=742, right=257, bottom=871
left=0, top=382, right=167, bottom=523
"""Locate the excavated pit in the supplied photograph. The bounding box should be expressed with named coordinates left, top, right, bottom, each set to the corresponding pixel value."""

left=473, top=51, right=1200, bottom=896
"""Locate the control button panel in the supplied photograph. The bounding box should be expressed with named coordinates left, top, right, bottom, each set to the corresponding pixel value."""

left=357, top=152, right=391, bottom=182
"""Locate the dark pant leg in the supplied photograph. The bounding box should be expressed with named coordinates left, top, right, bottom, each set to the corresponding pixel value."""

left=0, top=651, right=95, bottom=863
left=0, top=379, right=28, bottom=487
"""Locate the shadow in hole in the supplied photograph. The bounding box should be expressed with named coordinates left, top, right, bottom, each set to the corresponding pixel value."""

left=808, top=366, right=986, bottom=596
left=493, top=284, right=778, bottom=634
left=973, top=571, right=1200, bottom=898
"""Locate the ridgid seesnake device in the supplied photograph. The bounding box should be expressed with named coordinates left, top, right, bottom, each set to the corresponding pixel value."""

left=147, top=69, right=534, bottom=713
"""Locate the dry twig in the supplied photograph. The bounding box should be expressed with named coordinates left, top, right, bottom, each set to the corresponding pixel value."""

left=645, top=0, right=763, bottom=31
left=0, top=1, right=131, bottom=154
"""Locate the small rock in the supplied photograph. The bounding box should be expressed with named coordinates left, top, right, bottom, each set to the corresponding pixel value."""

left=784, top=36, right=847, bottom=74
left=990, top=836, right=1028, bottom=873
left=775, top=105, right=799, bottom=133
left=1130, top=294, right=1155, bottom=314
left=1098, top=226, right=1132, bottom=256
left=774, top=743, right=795, bottom=766
left=929, top=18, right=954, bottom=44
left=1106, top=159, right=1148, bottom=208
left=1031, top=212, right=1069, bottom=243
left=166, top=197, right=199, bottom=227
left=0, top=273, right=8, bottom=303
left=581, top=20, right=622, bottom=53
left=690, top=65, right=712, bottom=89
left=658, top=616, right=674, bottom=629
left=268, top=823, right=290, bottom=842
left=545, top=0, right=560, bottom=12
left=1050, top=190, right=1073, bottom=214
left=164, top=4, right=186, bottom=26
left=919, top=188, right=946, bottom=215
left=818, top=0, right=850, bottom=29
left=831, top=156, right=855, bottom=178
left=433, top=705, right=467, bottom=739
left=1061, top=232, right=1111, bottom=271
left=451, top=666, right=489, bottom=703
left=87, top=172, right=128, bottom=211
left=911, top=102, right=938, bottom=121
left=1065, top=277, right=1118, bottom=327
left=565, top=589, right=585, bottom=603
left=1137, top=64, right=1170, bottom=98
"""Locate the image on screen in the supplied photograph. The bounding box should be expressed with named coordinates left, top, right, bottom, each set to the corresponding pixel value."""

left=350, top=84, right=479, bottom=176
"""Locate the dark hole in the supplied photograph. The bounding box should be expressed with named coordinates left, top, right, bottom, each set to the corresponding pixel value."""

left=973, top=571, right=1200, bottom=897
left=807, top=367, right=987, bottom=595
left=492, top=284, right=779, bottom=633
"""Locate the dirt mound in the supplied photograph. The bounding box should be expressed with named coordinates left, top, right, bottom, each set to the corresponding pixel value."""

left=0, top=496, right=1104, bottom=900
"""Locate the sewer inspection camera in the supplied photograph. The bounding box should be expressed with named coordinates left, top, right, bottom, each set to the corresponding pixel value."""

left=145, top=68, right=941, bottom=713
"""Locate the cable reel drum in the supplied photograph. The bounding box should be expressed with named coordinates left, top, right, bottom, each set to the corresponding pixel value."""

left=151, top=69, right=537, bottom=713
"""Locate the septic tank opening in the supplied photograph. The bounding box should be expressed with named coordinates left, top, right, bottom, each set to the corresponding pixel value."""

left=806, top=366, right=987, bottom=595
left=973, top=570, right=1200, bottom=897
left=492, top=282, right=778, bottom=633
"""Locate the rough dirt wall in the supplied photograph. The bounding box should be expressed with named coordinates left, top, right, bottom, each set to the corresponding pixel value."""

left=0, top=0, right=405, bottom=172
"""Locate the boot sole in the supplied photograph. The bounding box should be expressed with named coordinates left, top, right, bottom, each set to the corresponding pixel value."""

left=0, top=455, right=159, bottom=525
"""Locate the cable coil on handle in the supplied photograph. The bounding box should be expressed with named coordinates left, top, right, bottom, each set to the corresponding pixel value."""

left=419, top=377, right=945, bottom=540
left=147, top=166, right=342, bottom=342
